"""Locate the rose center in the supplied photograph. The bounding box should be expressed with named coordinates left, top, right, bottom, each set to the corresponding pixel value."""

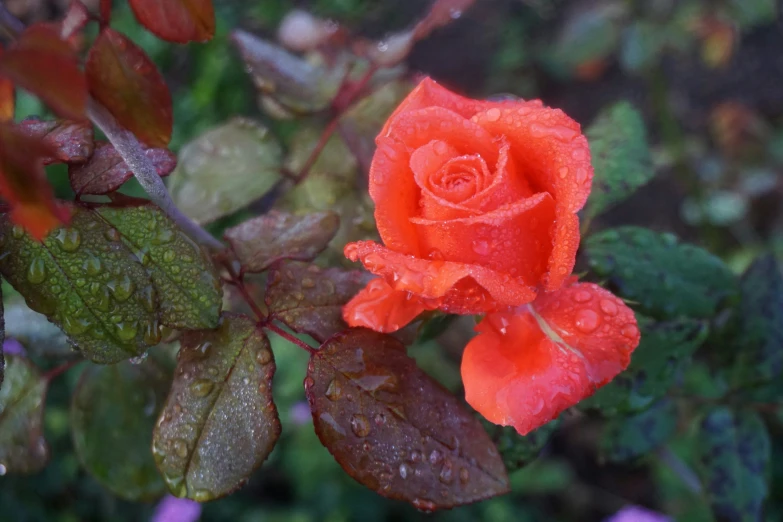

left=428, top=155, right=491, bottom=204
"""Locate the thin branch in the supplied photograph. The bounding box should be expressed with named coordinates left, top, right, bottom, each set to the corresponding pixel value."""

left=87, top=99, right=223, bottom=249
left=43, top=359, right=83, bottom=381
left=656, top=446, right=703, bottom=495
left=264, top=321, right=316, bottom=354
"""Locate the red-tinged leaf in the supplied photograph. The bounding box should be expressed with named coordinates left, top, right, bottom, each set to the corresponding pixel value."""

left=413, top=0, right=476, bottom=40
left=61, top=0, right=91, bottom=41
left=69, top=141, right=176, bottom=195
left=0, top=24, right=87, bottom=120
left=129, top=0, right=215, bottom=43
left=0, top=46, right=13, bottom=123
left=0, top=124, right=69, bottom=239
left=305, top=328, right=509, bottom=511
left=17, top=119, right=94, bottom=165
left=224, top=210, right=340, bottom=273
left=86, top=28, right=173, bottom=148
left=266, top=261, right=373, bottom=343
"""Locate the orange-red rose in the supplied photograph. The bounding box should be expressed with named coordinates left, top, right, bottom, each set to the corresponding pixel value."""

left=343, top=78, right=640, bottom=434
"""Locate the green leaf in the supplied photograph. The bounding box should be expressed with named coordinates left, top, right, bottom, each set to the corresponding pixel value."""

left=728, top=0, right=777, bottom=28
left=600, top=399, right=677, bottom=463
left=728, top=255, right=783, bottom=388
left=619, top=22, right=665, bottom=73
left=265, top=261, right=372, bottom=343
left=580, top=316, right=708, bottom=415
left=0, top=354, right=49, bottom=474
left=96, top=204, right=223, bottom=329
left=71, top=358, right=170, bottom=501
left=483, top=418, right=559, bottom=473
left=305, top=328, right=509, bottom=511
left=224, top=210, right=340, bottom=274
left=3, top=297, right=71, bottom=359
left=168, top=117, right=283, bottom=225
left=697, top=408, right=770, bottom=522
left=1, top=282, right=4, bottom=390
left=584, top=102, right=653, bottom=218
left=152, top=313, right=280, bottom=501
left=585, top=227, right=738, bottom=319
left=0, top=209, right=159, bottom=364
left=416, top=313, right=459, bottom=344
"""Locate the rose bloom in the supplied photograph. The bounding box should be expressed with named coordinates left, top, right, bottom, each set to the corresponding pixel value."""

left=343, top=78, right=640, bottom=434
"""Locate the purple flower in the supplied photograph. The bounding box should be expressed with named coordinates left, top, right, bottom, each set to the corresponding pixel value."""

left=151, top=495, right=201, bottom=522
left=290, top=401, right=312, bottom=426
left=605, top=506, right=672, bottom=522
left=2, top=338, right=26, bottom=356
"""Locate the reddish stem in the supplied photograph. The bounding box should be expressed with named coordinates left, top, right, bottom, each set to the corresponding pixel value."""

left=264, top=322, right=316, bottom=354
left=99, top=0, right=112, bottom=28
left=43, top=359, right=83, bottom=381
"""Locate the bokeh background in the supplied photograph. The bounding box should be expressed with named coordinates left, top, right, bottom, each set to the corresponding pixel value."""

left=2, top=0, right=783, bottom=521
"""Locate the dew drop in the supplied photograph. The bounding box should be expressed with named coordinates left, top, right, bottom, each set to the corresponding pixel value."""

left=143, top=320, right=162, bottom=345
left=374, top=412, right=387, bottom=425
left=485, top=108, right=501, bottom=122
left=108, top=276, right=135, bottom=302
left=11, top=225, right=24, bottom=239
left=350, top=414, right=371, bottom=437
left=576, top=167, right=589, bottom=184
left=154, top=229, right=174, bottom=245
left=325, top=379, right=342, bottom=401
left=433, top=141, right=449, bottom=155
left=83, top=256, right=103, bottom=276
left=573, top=289, right=592, bottom=303
left=574, top=309, right=600, bottom=333
left=256, top=348, right=273, bottom=365
left=472, top=239, right=490, bottom=256
left=429, top=449, right=443, bottom=466
left=439, top=459, right=454, bottom=484
left=172, top=439, right=189, bottom=459
left=558, top=167, right=569, bottom=179
left=56, top=228, right=81, bottom=252
left=459, top=467, right=470, bottom=484
left=163, top=250, right=176, bottom=263
left=301, top=278, right=315, bottom=289
left=115, top=322, right=138, bottom=342
left=104, top=228, right=121, bottom=242
left=399, top=463, right=411, bottom=479
left=621, top=323, right=639, bottom=339
left=599, top=299, right=618, bottom=316
left=27, top=258, right=47, bottom=284
left=191, top=379, right=214, bottom=397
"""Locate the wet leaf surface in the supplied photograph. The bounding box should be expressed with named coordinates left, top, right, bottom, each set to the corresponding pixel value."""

left=585, top=227, right=738, bottom=319
left=225, top=211, right=339, bottom=273
left=584, top=101, right=653, bottom=218
left=0, top=207, right=158, bottom=363
left=265, top=261, right=373, bottom=343
left=600, top=399, right=677, bottom=462
left=69, top=141, right=176, bottom=195
left=0, top=354, right=49, bottom=474
left=0, top=24, right=87, bottom=120
left=580, top=316, right=708, bottom=415
left=16, top=119, right=94, bottom=165
left=96, top=204, right=222, bottom=330
left=305, top=328, right=509, bottom=511
left=129, top=0, right=215, bottom=43
left=71, top=358, right=170, bottom=501
left=728, top=255, right=783, bottom=387
left=153, top=314, right=280, bottom=501
left=697, top=408, right=770, bottom=522
left=483, top=418, right=560, bottom=473
left=168, top=117, right=283, bottom=225
left=86, top=28, right=173, bottom=147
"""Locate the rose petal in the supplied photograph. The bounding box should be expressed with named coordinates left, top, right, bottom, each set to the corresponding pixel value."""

left=343, top=278, right=432, bottom=333
left=462, top=281, right=639, bottom=435
left=410, top=192, right=556, bottom=288
left=471, top=105, right=592, bottom=291
left=345, top=240, right=537, bottom=313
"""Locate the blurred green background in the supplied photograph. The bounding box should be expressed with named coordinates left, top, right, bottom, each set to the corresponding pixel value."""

left=2, top=0, right=783, bottom=521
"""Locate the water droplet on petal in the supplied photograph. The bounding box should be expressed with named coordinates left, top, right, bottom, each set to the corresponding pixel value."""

left=621, top=323, right=639, bottom=339
left=573, top=290, right=592, bottom=303
left=599, top=299, right=618, bottom=316
left=472, top=239, right=490, bottom=256
left=350, top=414, right=371, bottom=437
left=574, top=309, right=600, bottom=333
left=558, top=167, right=569, bottom=179
left=325, top=379, right=342, bottom=401
left=485, top=108, right=501, bottom=122
left=27, top=257, right=47, bottom=284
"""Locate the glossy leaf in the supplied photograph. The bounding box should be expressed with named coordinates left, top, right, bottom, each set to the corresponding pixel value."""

left=231, top=30, right=344, bottom=115
left=86, top=28, right=173, bottom=148
left=580, top=316, right=708, bottom=415
left=305, top=328, right=509, bottom=511
left=0, top=123, right=70, bottom=239
left=129, top=0, right=215, bottom=43
left=600, top=399, right=677, bottom=463
left=169, top=117, right=283, bottom=225
left=0, top=24, right=86, bottom=120
left=483, top=418, right=560, bottom=473
left=584, top=102, right=653, bottom=218
left=729, top=255, right=783, bottom=387
left=0, top=354, right=49, bottom=474
left=0, top=208, right=158, bottom=363
left=153, top=314, right=280, bottom=501
left=96, top=204, right=222, bottom=329
left=17, top=118, right=94, bottom=165
left=586, top=227, right=738, bottom=319
left=225, top=211, right=339, bottom=273
left=71, top=359, right=170, bottom=501
left=697, top=408, right=770, bottom=522
left=69, top=141, right=176, bottom=195
left=265, top=261, right=373, bottom=343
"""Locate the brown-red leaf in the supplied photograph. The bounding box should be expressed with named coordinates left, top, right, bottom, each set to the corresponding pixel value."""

left=129, top=0, right=215, bottom=44
left=305, top=328, right=509, bottom=511
left=17, top=119, right=94, bottom=165
left=0, top=124, right=69, bottom=239
left=266, top=261, right=373, bottom=343
left=0, top=46, right=13, bottom=123
left=225, top=210, right=340, bottom=273
left=0, top=24, right=87, bottom=120
left=86, top=28, right=173, bottom=148
left=69, top=141, right=176, bottom=195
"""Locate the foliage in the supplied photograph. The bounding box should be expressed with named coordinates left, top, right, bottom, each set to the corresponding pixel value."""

left=0, top=1, right=781, bottom=521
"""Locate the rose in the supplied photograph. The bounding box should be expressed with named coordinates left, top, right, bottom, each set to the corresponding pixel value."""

left=343, top=78, right=639, bottom=434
